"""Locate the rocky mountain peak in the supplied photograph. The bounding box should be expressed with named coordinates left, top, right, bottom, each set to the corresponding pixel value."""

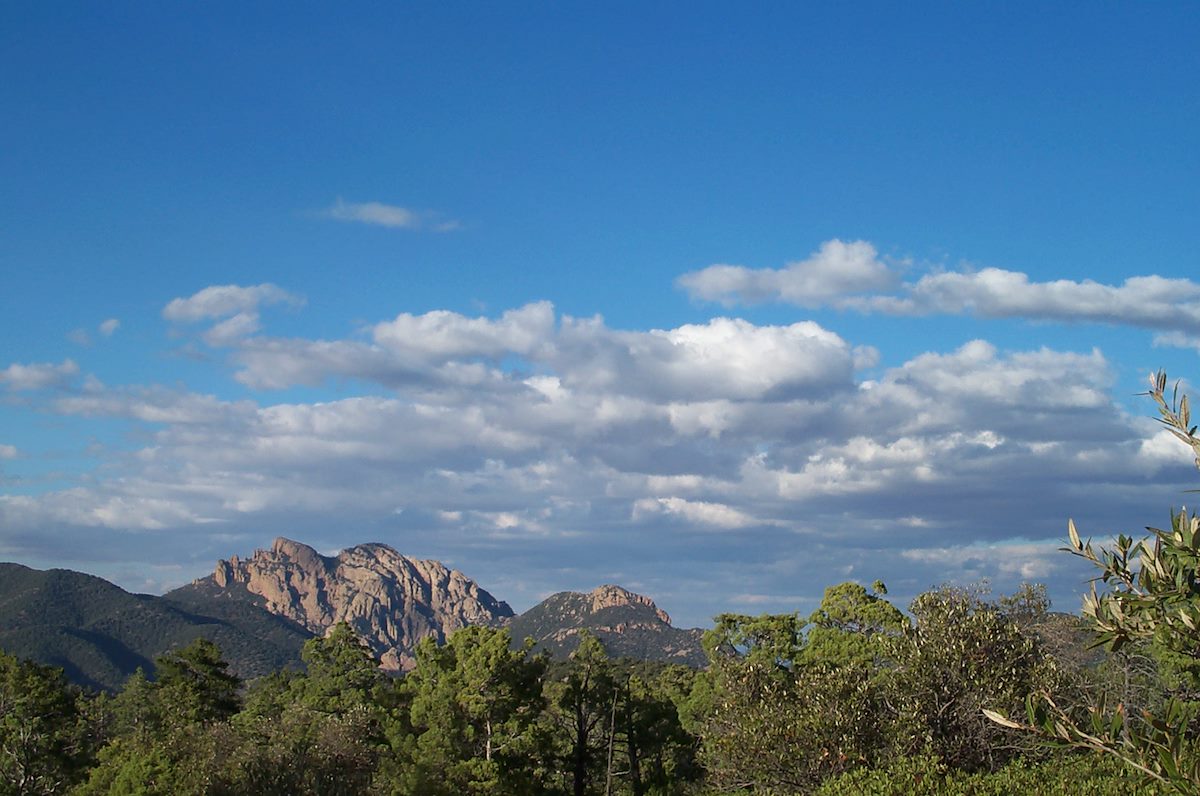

left=271, top=536, right=327, bottom=570
left=588, top=584, right=672, bottom=625
left=201, top=537, right=513, bottom=671
left=506, top=583, right=706, bottom=666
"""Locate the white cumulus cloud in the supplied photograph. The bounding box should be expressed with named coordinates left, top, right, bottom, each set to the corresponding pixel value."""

left=372, top=301, right=555, bottom=361
left=552, top=315, right=857, bottom=403
left=678, top=239, right=897, bottom=307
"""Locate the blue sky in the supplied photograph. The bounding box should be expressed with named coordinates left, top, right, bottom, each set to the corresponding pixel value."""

left=2, top=3, right=1199, bottom=627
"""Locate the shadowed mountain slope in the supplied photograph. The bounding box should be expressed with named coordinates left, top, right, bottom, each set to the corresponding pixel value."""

left=0, top=563, right=311, bottom=692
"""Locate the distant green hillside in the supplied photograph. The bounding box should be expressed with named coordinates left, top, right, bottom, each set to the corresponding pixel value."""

left=0, top=563, right=311, bottom=692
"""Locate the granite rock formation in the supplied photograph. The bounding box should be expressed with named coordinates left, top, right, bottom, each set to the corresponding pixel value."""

left=199, top=537, right=513, bottom=670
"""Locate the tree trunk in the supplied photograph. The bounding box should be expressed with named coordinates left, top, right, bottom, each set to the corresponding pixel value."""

left=574, top=696, right=589, bottom=796
left=485, top=716, right=493, bottom=762
left=605, top=688, right=619, bottom=796
left=625, top=692, right=643, bottom=796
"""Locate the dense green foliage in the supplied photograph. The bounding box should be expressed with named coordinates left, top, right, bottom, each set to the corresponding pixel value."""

left=0, top=651, right=90, bottom=795
left=0, top=571, right=1187, bottom=795
left=685, top=581, right=1079, bottom=794
left=815, top=752, right=1166, bottom=795
left=402, top=626, right=548, bottom=794
left=6, top=624, right=697, bottom=795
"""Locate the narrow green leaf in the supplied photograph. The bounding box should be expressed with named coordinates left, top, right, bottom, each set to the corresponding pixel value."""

left=982, top=708, right=1022, bottom=729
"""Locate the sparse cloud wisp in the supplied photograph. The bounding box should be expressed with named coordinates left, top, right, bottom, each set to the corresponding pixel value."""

left=163, top=284, right=304, bottom=323
left=681, top=241, right=1200, bottom=337
left=322, top=198, right=461, bottom=232
left=0, top=359, right=79, bottom=391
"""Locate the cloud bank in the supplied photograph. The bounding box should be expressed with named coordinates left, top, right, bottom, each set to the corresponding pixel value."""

left=3, top=280, right=1194, bottom=624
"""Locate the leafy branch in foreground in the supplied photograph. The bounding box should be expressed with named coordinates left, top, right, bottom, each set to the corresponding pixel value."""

left=986, top=371, right=1200, bottom=794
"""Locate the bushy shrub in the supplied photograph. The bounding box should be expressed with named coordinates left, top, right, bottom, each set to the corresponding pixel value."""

left=815, top=752, right=1165, bottom=796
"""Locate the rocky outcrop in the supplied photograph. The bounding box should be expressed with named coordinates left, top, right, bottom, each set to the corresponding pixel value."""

left=588, top=584, right=673, bottom=625
left=507, top=584, right=706, bottom=667
left=197, top=537, right=513, bottom=671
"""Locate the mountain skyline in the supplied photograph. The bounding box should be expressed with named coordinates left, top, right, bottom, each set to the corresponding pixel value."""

left=2, top=5, right=1199, bottom=629
left=0, top=538, right=707, bottom=690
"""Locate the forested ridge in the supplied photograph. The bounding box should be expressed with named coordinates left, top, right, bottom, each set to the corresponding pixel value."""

left=4, top=373, right=1199, bottom=795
